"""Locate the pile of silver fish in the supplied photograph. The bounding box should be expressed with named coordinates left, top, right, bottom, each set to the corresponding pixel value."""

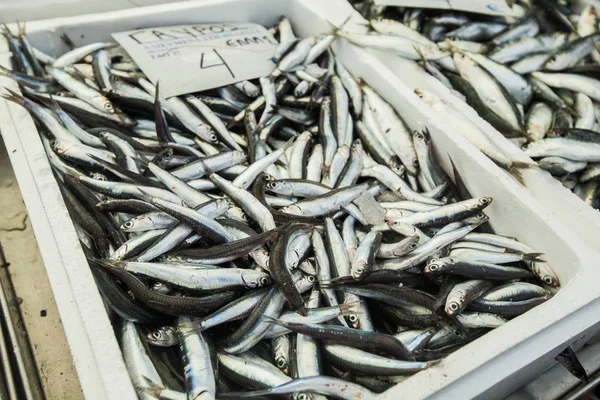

left=0, top=17, right=561, bottom=400
left=349, top=0, right=600, bottom=210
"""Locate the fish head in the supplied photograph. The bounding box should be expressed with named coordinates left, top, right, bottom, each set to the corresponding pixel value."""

left=445, top=300, right=462, bottom=316
left=389, top=159, right=406, bottom=176
left=351, top=263, right=366, bottom=280
left=424, top=258, right=447, bottom=274
left=541, top=274, right=560, bottom=288
left=452, top=51, right=477, bottom=71
left=275, top=355, right=288, bottom=372
left=267, top=179, right=293, bottom=196
left=479, top=197, right=493, bottom=207
left=51, top=139, right=62, bottom=152
left=414, top=88, right=439, bottom=107
left=243, top=273, right=271, bottom=289
left=542, top=53, right=567, bottom=71
left=93, top=95, right=115, bottom=114
left=146, top=326, right=178, bottom=347
left=89, top=172, right=108, bottom=181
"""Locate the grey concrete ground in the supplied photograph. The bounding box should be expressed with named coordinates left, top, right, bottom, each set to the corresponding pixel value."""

left=0, top=139, right=82, bottom=399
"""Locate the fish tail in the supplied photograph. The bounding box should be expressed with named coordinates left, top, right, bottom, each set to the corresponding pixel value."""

left=0, top=23, right=12, bottom=37
left=339, top=300, right=361, bottom=316
left=513, top=160, right=538, bottom=169
left=523, top=252, right=545, bottom=262
left=324, top=15, right=352, bottom=37
left=18, top=21, right=26, bottom=37
left=43, top=93, right=63, bottom=114
left=507, top=165, right=524, bottom=185
left=0, top=64, right=11, bottom=76
left=318, top=276, right=345, bottom=288
left=60, top=32, right=76, bottom=50
left=1, top=87, right=24, bottom=105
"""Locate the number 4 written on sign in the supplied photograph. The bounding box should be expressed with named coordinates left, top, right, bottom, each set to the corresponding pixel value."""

left=200, top=49, right=235, bottom=78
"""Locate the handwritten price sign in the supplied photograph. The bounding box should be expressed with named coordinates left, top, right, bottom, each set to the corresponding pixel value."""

left=113, top=23, right=278, bottom=98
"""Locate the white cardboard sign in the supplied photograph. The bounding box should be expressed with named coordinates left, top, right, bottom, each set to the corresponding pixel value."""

left=373, top=0, right=520, bottom=16
left=112, top=23, right=278, bottom=98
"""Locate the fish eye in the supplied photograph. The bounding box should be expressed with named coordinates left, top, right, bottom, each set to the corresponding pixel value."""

left=152, top=331, right=162, bottom=340
left=410, top=243, right=418, bottom=249
left=307, top=275, right=315, bottom=283
left=269, top=182, right=278, bottom=188
left=124, top=221, right=133, bottom=228
left=449, top=302, right=459, bottom=311
left=277, top=358, right=287, bottom=368
left=210, top=134, right=218, bottom=142
left=163, top=152, right=172, bottom=159
left=413, top=159, right=420, bottom=167
left=297, top=394, right=309, bottom=400
left=416, top=134, right=424, bottom=140
left=105, top=103, right=113, bottom=110
left=480, top=198, right=489, bottom=204
left=477, top=212, right=485, bottom=218
left=453, top=329, right=462, bottom=337
left=348, top=315, right=358, bottom=323
left=259, top=277, right=270, bottom=286
left=428, top=264, right=439, bottom=271
left=544, top=276, right=554, bottom=285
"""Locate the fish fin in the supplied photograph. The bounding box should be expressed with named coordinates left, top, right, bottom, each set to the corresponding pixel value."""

left=139, top=376, right=167, bottom=398
left=84, top=153, right=111, bottom=168
left=503, top=248, right=525, bottom=255
left=522, top=252, right=545, bottom=262
left=134, top=188, right=154, bottom=203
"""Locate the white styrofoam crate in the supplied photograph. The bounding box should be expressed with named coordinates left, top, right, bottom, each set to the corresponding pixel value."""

left=1, top=1, right=600, bottom=399
left=0, top=0, right=187, bottom=24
